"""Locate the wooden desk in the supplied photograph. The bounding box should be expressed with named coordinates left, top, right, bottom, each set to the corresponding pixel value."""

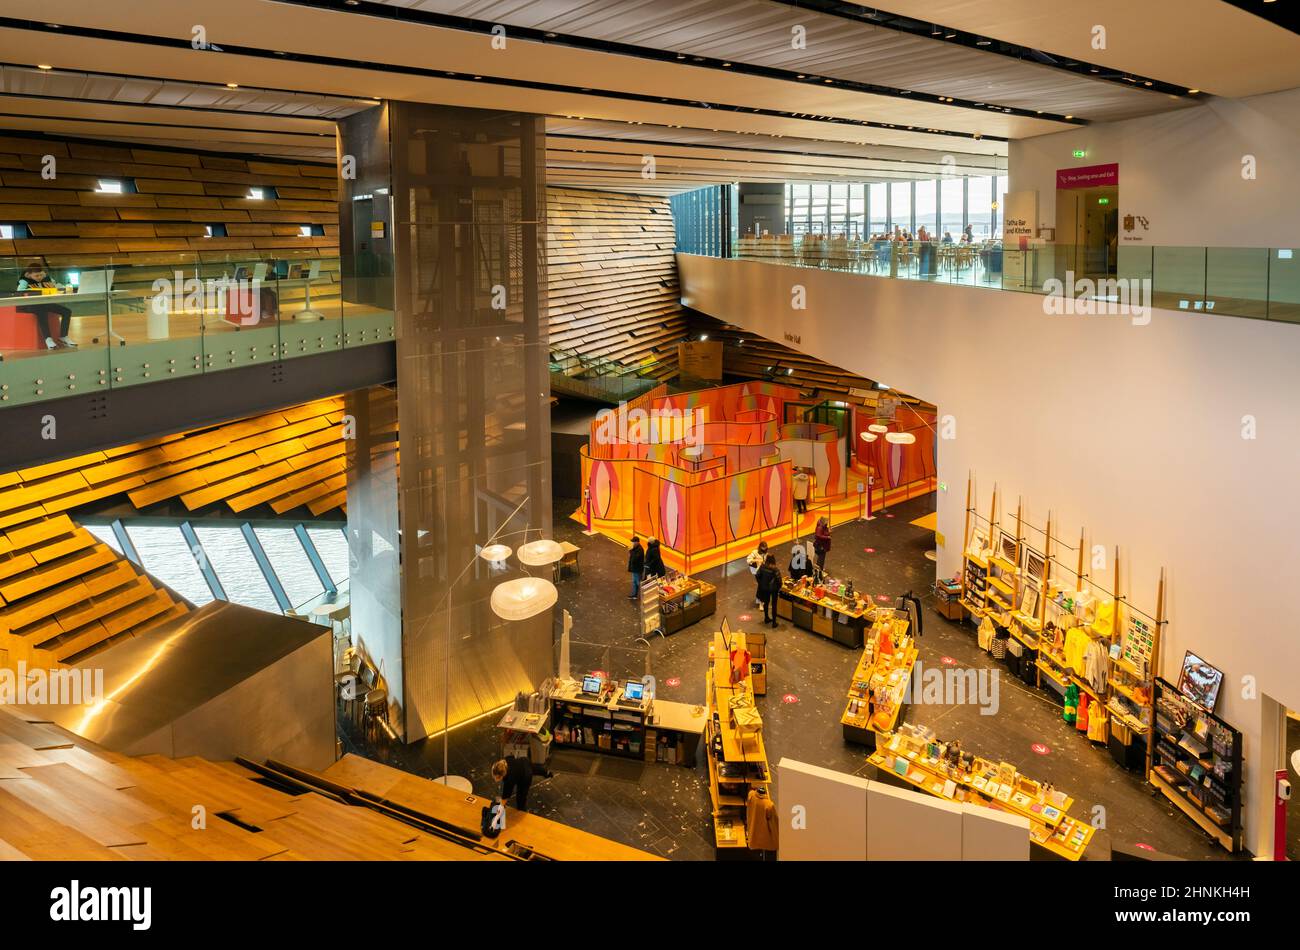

left=323, top=753, right=657, bottom=861
left=549, top=683, right=701, bottom=765
left=555, top=541, right=581, bottom=581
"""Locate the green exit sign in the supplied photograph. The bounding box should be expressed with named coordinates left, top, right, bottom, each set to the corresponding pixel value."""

left=1098, top=197, right=1110, bottom=205
left=1072, top=149, right=1087, bottom=158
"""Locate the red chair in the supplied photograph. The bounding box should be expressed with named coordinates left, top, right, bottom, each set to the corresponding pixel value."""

left=0, top=305, right=41, bottom=352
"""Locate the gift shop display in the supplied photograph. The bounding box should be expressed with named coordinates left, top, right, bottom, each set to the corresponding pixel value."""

left=705, top=624, right=773, bottom=855
left=1150, top=676, right=1243, bottom=853
left=869, top=722, right=1096, bottom=860
left=777, top=572, right=873, bottom=647
left=642, top=571, right=717, bottom=635
left=841, top=609, right=917, bottom=748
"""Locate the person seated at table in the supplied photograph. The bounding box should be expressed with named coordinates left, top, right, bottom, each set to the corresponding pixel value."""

left=961, top=224, right=974, bottom=243
left=233, top=264, right=280, bottom=323
left=941, top=230, right=954, bottom=244
left=917, top=226, right=931, bottom=243
left=16, top=262, right=76, bottom=350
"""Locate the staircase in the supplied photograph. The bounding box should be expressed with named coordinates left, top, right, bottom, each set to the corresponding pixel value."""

left=549, top=344, right=670, bottom=404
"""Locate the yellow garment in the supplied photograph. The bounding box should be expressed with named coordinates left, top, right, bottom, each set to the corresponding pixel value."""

left=1064, top=627, right=1091, bottom=676
left=1090, top=599, right=1115, bottom=638
left=746, top=789, right=779, bottom=851
left=1087, top=707, right=1109, bottom=742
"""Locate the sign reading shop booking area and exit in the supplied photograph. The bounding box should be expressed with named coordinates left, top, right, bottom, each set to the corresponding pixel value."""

left=1056, top=162, right=1119, bottom=190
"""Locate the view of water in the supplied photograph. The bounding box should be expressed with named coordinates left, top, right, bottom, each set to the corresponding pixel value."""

left=86, top=523, right=349, bottom=613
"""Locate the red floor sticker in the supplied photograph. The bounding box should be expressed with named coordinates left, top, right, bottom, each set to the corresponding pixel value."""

left=875, top=594, right=891, bottom=602
left=738, top=613, right=753, bottom=622
left=940, top=656, right=956, bottom=666
left=885, top=513, right=895, bottom=518
left=864, top=547, right=876, bottom=553
left=781, top=693, right=799, bottom=704
left=1031, top=743, right=1051, bottom=755
left=1135, top=842, right=1155, bottom=852
left=664, top=677, right=681, bottom=688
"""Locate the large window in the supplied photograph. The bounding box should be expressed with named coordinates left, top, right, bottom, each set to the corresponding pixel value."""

left=868, top=183, right=888, bottom=236
left=848, top=183, right=865, bottom=238
left=995, top=175, right=1009, bottom=238
left=914, top=180, right=937, bottom=237
left=940, top=177, right=964, bottom=239
left=968, top=176, right=994, bottom=240
left=809, top=183, right=830, bottom=234
left=889, top=181, right=912, bottom=234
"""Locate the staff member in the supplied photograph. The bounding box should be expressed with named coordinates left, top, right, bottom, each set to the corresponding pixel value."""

left=491, top=756, right=535, bottom=812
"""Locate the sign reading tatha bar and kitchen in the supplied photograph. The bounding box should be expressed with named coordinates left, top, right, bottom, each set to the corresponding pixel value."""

left=1056, top=163, right=1119, bottom=190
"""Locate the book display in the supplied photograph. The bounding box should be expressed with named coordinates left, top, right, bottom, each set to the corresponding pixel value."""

left=642, top=571, right=717, bottom=635
left=841, top=609, right=917, bottom=748
left=1150, top=676, right=1243, bottom=853
left=869, top=722, right=1096, bottom=860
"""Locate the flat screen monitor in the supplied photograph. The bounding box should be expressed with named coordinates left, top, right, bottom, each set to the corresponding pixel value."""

left=581, top=675, right=601, bottom=695
left=623, top=681, right=644, bottom=702
left=1177, top=651, right=1223, bottom=712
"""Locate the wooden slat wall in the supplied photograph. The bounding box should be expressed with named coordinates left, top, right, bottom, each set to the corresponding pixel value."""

left=547, top=187, right=685, bottom=378
left=0, top=134, right=339, bottom=267
left=689, top=316, right=935, bottom=412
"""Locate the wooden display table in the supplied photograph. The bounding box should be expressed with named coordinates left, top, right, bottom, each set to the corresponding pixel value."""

left=777, top=576, right=872, bottom=648
left=655, top=575, right=717, bottom=634
left=548, top=680, right=703, bottom=766
left=705, top=630, right=772, bottom=855
left=841, top=614, right=916, bottom=749
left=869, top=730, right=1095, bottom=861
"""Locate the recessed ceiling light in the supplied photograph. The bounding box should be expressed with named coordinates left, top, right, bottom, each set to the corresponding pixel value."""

left=544, top=32, right=556, bottom=38
left=1065, top=114, right=1074, bottom=119
left=944, top=32, right=956, bottom=38
left=36, top=64, right=52, bottom=70
left=226, top=82, right=238, bottom=88
left=976, top=39, right=992, bottom=46
left=1143, top=81, right=1152, bottom=86
left=1187, top=88, right=1200, bottom=94
left=345, top=0, right=359, bottom=5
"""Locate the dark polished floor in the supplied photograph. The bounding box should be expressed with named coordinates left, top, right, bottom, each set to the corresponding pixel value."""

left=343, top=492, right=1242, bottom=861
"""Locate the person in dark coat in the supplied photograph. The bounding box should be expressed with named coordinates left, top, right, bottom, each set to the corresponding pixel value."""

left=813, top=517, right=832, bottom=574
left=756, top=554, right=782, bottom=628
left=627, top=536, right=645, bottom=600
left=492, top=756, right=540, bottom=812
left=643, top=537, right=666, bottom=579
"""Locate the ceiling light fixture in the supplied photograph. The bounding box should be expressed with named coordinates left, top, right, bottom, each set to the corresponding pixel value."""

left=516, top=539, right=564, bottom=567
left=226, top=82, right=238, bottom=88
left=491, top=577, right=558, bottom=621
left=36, top=64, right=52, bottom=70
left=885, top=432, right=917, bottom=445
left=1187, top=88, right=1200, bottom=94
left=976, top=39, right=992, bottom=46
left=479, top=543, right=513, bottom=564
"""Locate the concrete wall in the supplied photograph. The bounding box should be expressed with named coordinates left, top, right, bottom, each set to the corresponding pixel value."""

left=1010, top=87, right=1300, bottom=249
left=680, top=253, right=1300, bottom=857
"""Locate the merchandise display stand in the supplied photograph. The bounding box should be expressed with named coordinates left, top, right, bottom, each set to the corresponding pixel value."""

left=1149, top=677, right=1243, bottom=853
left=869, top=723, right=1096, bottom=860
left=653, top=573, right=717, bottom=635
left=777, top=574, right=871, bottom=647
left=841, top=611, right=916, bottom=748
left=639, top=577, right=664, bottom=639
left=705, top=629, right=772, bottom=856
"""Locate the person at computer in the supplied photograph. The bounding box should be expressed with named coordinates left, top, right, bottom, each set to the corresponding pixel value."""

left=16, top=262, right=76, bottom=350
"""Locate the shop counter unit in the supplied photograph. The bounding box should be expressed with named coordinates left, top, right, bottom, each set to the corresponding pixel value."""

left=777, top=581, right=871, bottom=648
left=548, top=684, right=703, bottom=766
left=656, top=576, right=717, bottom=635
left=841, top=642, right=918, bottom=749
left=496, top=707, right=553, bottom=767
left=868, top=743, right=1093, bottom=861
left=705, top=630, right=772, bottom=855
left=933, top=579, right=965, bottom=621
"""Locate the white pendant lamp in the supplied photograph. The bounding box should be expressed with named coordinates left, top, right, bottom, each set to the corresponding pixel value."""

left=868, top=423, right=889, bottom=434
left=491, top=577, right=559, bottom=621
left=517, top=538, right=564, bottom=566
left=885, top=431, right=916, bottom=444
left=479, top=543, right=512, bottom=564
left=860, top=431, right=878, bottom=442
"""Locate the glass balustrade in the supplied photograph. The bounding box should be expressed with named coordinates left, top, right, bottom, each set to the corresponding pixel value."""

left=0, top=253, right=394, bottom=408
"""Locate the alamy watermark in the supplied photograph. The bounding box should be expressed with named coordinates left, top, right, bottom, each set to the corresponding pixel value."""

left=1041, top=270, right=1152, bottom=326
left=593, top=401, right=704, bottom=452
left=150, top=271, right=263, bottom=325
left=902, top=660, right=1000, bottom=715
left=0, top=662, right=104, bottom=706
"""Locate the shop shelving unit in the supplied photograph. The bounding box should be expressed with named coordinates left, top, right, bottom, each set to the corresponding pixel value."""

left=840, top=612, right=916, bottom=748
left=1150, top=677, right=1243, bottom=853
left=705, top=629, right=771, bottom=854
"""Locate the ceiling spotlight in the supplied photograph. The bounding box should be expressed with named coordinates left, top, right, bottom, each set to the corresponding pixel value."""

left=1143, top=81, right=1152, bottom=86
left=976, top=39, right=992, bottom=46
left=1187, top=88, right=1200, bottom=94
left=345, top=0, right=359, bottom=5
left=36, top=64, right=52, bottom=70
left=226, top=82, right=238, bottom=88
left=544, top=32, right=556, bottom=38
left=944, top=32, right=957, bottom=38
left=723, top=62, right=732, bottom=67
left=1065, top=114, right=1074, bottom=119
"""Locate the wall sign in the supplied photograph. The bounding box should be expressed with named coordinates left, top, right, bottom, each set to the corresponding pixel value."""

left=1055, top=163, right=1119, bottom=190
